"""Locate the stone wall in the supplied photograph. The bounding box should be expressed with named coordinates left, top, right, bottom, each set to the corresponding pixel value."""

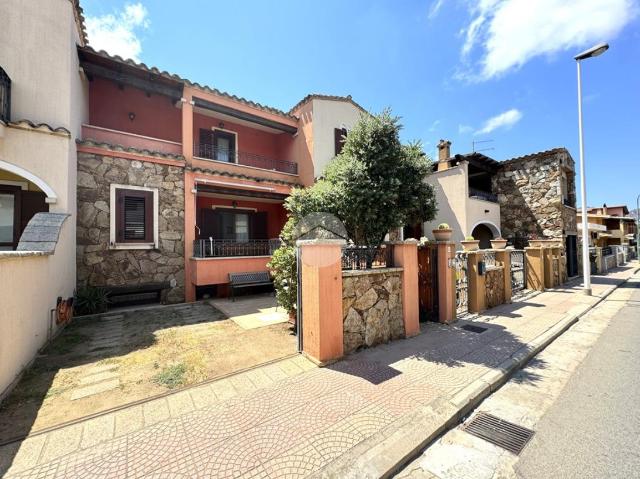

left=495, top=149, right=577, bottom=245
left=76, top=152, right=185, bottom=303
left=342, top=268, right=404, bottom=354
left=484, top=267, right=505, bottom=309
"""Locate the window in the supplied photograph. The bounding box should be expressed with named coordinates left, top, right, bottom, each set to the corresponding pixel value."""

left=110, top=185, right=157, bottom=248
left=334, top=127, right=347, bottom=156
left=198, top=128, right=236, bottom=163
left=0, top=186, right=19, bottom=250
left=199, top=208, right=267, bottom=241
left=0, top=66, right=10, bottom=123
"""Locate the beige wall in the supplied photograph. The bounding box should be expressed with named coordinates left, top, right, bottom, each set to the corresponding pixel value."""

left=0, top=219, right=74, bottom=398
left=310, top=99, right=362, bottom=178
left=423, top=161, right=501, bottom=247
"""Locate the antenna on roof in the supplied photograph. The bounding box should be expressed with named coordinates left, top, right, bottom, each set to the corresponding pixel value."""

left=472, top=139, right=495, bottom=153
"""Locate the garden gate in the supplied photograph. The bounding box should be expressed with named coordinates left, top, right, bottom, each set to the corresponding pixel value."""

left=510, top=249, right=526, bottom=293
left=417, top=244, right=439, bottom=321
left=450, top=251, right=468, bottom=314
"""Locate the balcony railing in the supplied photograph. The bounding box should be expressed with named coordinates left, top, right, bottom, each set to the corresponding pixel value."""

left=562, top=197, right=575, bottom=207
left=82, top=124, right=182, bottom=156
left=469, top=187, right=498, bottom=203
left=0, top=66, right=10, bottom=122
left=194, top=143, right=298, bottom=175
left=194, top=239, right=281, bottom=258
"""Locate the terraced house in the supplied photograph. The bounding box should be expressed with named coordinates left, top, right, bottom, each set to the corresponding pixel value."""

left=75, top=47, right=365, bottom=304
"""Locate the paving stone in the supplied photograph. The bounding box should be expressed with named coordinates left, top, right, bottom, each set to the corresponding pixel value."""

left=229, top=373, right=258, bottom=395
left=0, top=435, right=47, bottom=475
left=167, top=391, right=195, bottom=417
left=114, top=405, right=144, bottom=437
left=78, top=371, right=119, bottom=385
left=70, top=379, right=120, bottom=400
left=245, top=368, right=274, bottom=389
left=189, top=385, right=219, bottom=409
left=79, top=414, right=115, bottom=449
left=277, top=359, right=305, bottom=377
left=261, top=363, right=289, bottom=382
left=142, top=399, right=171, bottom=426
left=209, top=378, right=238, bottom=401
left=38, top=424, right=83, bottom=464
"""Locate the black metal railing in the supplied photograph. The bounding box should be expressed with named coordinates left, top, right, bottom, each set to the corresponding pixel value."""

left=469, top=187, right=498, bottom=203
left=510, top=249, right=526, bottom=293
left=0, top=66, right=10, bottom=123
left=601, top=246, right=613, bottom=257
left=341, top=245, right=391, bottom=270
left=194, top=238, right=281, bottom=258
left=194, top=143, right=298, bottom=175
left=450, top=251, right=468, bottom=314
left=563, top=197, right=574, bottom=207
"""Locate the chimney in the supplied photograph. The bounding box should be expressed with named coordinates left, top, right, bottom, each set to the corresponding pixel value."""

left=602, top=203, right=607, bottom=216
left=437, top=139, right=452, bottom=172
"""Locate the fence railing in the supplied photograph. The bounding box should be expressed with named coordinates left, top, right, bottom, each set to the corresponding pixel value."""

left=601, top=246, right=613, bottom=257
left=450, top=251, right=468, bottom=314
left=193, top=238, right=281, bottom=258
left=341, top=245, right=391, bottom=270
left=483, top=250, right=497, bottom=268
left=194, top=143, right=298, bottom=175
left=468, top=187, right=498, bottom=203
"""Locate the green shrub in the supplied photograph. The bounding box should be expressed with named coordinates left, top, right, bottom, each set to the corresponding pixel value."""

left=74, top=287, right=110, bottom=315
left=438, top=223, right=450, bottom=230
left=268, top=242, right=297, bottom=315
left=153, top=363, right=187, bottom=389
left=464, top=236, right=476, bottom=241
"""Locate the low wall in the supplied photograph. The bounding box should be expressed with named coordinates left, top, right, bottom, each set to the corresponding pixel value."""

left=0, top=217, right=74, bottom=400
left=485, top=266, right=505, bottom=308
left=342, top=268, right=404, bottom=354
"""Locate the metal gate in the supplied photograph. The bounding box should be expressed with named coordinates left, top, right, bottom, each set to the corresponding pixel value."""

left=418, top=245, right=439, bottom=321
left=451, top=251, right=468, bottom=314
left=510, top=249, right=526, bottom=293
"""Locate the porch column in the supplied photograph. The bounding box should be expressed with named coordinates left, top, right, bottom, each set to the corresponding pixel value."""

left=495, top=249, right=512, bottom=303
left=297, top=239, right=345, bottom=365
left=437, top=242, right=456, bottom=324
left=184, top=170, right=197, bottom=302
left=391, top=239, right=420, bottom=338
left=181, top=94, right=194, bottom=163
left=467, top=251, right=486, bottom=314
left=525, top=247, right=545, bottom=291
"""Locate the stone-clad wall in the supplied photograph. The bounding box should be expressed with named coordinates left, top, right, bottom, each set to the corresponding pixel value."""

left=342, top=268, right=404, bottom=354
left=76, top=152, right=185, bottom=303
left=484, top=267, right=505, bottom=309
left=495, top=150, right=576, bottom=243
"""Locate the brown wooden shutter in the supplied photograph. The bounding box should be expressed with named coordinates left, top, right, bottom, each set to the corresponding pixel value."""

left=250, top=211, right=268, bottom=239
left=199, top=128, right=214, bottom=158
left=19, top=190, right=48, bottom=233
left=116, top=189, right=153, bottom=243
left=334, top=128, right=347, bottom=156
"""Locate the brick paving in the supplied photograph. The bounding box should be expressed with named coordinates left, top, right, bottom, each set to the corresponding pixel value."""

left=1, top=266, right=636, bottom=479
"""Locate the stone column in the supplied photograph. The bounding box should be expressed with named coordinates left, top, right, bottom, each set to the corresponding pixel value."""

left=495, top=249, right=512, bottom=303
left=595, top=247, right=603, bottom=273
left=297, top=239, right=345, bottom=365
left=525, top=247, right=545, bottom=291
left=391, top=240, right=420, bottom=338
left=437, top=242, right=456, bottom=324
left=467, top=251, right=486, bottom=314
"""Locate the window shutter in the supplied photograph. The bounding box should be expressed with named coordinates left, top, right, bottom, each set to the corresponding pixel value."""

left=116, top=189, right=154, bottom=243
left=199, top=129, right=214, bottom=158
left=334, top=128, right=347, bottom=156
left=250, top=211, right=268, bottom=239
left=116, top=189, right=125, bottom=242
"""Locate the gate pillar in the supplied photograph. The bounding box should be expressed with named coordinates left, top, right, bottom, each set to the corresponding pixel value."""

left=467, top=251, right=486, bottom=314
left=437, top=242, right=456, bottom=324
left=496, top=249, right=512, bottom=303
left=525, top=247, right=545, bottom=291
left=391, top=240, right=420, bottom=337
left=297, top=239, right=345, bottom=365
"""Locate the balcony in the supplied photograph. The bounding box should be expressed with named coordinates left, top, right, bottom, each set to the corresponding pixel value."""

left=82, top=124, right=182, bottom=156
left=469, top=187, right=498, bottom=203
left=194, top=143, right=298, bottom=175
left=193, top=239, right=281, bottom=258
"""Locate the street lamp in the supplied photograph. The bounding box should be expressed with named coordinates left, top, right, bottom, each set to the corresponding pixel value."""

left=575, top=42, right=609, bottom=296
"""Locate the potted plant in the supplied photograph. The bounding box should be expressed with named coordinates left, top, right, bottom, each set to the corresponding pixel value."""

left=432, top=223, right=453, bottom=242
left=461, top=235, right=480, bottom=251
left=490, top=237, right=508, bottom=249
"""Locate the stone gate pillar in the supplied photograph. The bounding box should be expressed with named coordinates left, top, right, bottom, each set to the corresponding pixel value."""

left=391, top=239, right=420, bottom=337
left=525, top=247, right=545, bottom=291
left=495, top=249, right=512, bottom=303
left=467, top=251, right=486, bottom=314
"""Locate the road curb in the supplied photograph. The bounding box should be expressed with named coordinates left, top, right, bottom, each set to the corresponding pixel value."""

left=311, top=269, right=638, bottom=479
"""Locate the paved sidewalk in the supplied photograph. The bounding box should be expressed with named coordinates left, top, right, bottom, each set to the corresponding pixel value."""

left=1, top=265, right=637, bottom=479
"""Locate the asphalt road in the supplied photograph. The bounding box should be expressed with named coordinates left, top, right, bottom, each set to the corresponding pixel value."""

left=515, top=278, right=640, bottom=479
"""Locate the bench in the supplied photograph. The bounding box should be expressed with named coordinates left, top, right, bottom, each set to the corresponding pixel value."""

left=229, top=271, right=274, bottom=301
left=105, top=282, right=169, bottom=307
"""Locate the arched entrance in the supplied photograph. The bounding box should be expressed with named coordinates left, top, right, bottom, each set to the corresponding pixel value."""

left=471, top=222, right=500, bottom=249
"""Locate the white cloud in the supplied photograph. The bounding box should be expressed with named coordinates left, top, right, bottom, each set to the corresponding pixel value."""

left=459, top=0, right=638, bottom=81
left=458, top=124, right=474, bottom=135
left=475, top=108, right=523, bottom=135
left=86, top=3, right=149, bottom=62
left=428, top=0, right=446, bottom=20
left=428, top=119, right=441, bottom=132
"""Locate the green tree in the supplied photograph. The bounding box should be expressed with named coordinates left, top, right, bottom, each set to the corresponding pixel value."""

left=268, top=109, right=437, bottom=314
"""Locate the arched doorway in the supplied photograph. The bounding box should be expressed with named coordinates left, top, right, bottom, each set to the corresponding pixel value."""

left=471, top=223, right=495, bottom=249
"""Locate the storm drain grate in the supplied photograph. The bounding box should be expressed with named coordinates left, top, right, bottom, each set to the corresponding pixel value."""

left=462, top=412, right=534, bottom=455
left=461, top=324, right=488, bottom=334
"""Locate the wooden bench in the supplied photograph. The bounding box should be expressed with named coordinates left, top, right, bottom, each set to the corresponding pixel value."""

left=229, top=271, right=274, bottom=301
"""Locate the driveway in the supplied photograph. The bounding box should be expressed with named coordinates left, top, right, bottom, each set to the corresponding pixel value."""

left=0, top=299, right=296, bottom=444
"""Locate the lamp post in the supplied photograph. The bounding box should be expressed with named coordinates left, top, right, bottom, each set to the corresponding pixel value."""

left=575, top=42, right=609, bottom=296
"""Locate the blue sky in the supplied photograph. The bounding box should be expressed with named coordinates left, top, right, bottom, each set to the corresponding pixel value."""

left=83, top=0, right=640, bottom=208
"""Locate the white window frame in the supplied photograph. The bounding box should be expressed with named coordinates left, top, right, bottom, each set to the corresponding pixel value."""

left=109, top=183, right=159, bottom=250
left=211, top=127, right=238, bottom=164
